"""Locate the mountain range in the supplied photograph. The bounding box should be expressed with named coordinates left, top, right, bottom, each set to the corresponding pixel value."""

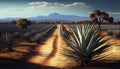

left=0, top=13, right=90, bottom=22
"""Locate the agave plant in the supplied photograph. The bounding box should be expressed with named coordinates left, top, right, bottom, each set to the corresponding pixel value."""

left=2, top=32, right=14, bottom=51
left=61, top=23, right=111, bottom=67
left=23, top=30, right=39, bottom=41
left=32, top=25, right=57, bottom=43
left=32, top=33, right=45, bottom=43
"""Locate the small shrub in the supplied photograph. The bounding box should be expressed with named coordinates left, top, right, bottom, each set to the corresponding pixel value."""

left=2, top=32, right=14, bottom=51
left=107, top=30, right=120, bottom=39
left=107, top=30, right=114, bottom=36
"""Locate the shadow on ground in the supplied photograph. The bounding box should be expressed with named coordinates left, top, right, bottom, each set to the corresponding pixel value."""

left=71, top=61, right=120, bottom=69
left=0, top=57, right=59, bottom=69
left=0, top=25, right=58, bottom=69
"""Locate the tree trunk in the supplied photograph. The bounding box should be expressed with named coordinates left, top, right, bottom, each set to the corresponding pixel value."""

left=98, top=22, right=101, bottom=31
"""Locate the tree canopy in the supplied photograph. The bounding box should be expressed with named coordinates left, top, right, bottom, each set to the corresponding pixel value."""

left=90, top=10, right=114, bottom=23
left=16, top=18, right=31, bottom=29
left=90, top=10, right=114, bottom=30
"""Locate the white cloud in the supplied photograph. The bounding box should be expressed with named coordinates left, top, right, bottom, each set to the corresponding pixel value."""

left=0, top=1, right=91, bottom=18
left=64, top=2, right=89, bottom=8
left=0, top=1, right=90, bottom=12
left=28, top=1, right=90, bottom=8
left=5, top=8, right=25, bottom=11
left=109, top=12, right=120, bottom=15
left=0, top=7, right=36, bottom=12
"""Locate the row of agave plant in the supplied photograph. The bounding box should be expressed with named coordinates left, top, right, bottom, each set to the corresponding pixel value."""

left=22, top=24, right=57, bottom=42
left=15, top=24, right=55, bottom=38
left=0, top=24, right=57, bottom=51
left=61, top=23, right=112, bottom=68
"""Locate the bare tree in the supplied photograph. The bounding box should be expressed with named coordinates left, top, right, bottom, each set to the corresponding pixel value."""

left=90, top=10, right=114, bottom=30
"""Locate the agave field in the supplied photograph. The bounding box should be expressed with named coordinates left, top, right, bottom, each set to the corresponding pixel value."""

left=0, top=23, right=120, bottom=69
left=61, top=24, right=120, bottom=39
left=16, top=24, right=57, bottom=43
left=0, top=23, right=57, bottom=52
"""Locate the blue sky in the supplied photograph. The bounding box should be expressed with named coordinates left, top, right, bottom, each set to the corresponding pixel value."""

left=0, top=0, right=120, bottom=19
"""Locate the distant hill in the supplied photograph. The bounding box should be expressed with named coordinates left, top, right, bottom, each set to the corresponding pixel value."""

left=0, top=13, right=90, bottom=23
left=28, top=13, right=90, bottom=22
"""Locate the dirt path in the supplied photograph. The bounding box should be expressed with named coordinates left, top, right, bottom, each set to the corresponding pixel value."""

left=28, top=25, right=78, bottom=68
left=41, top=35, right=58, bottom=65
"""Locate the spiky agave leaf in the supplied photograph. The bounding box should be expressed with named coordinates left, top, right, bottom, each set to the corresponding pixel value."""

left=2, top=32, right=14, bottom=51
left=61, top=23, right=111, bottom=65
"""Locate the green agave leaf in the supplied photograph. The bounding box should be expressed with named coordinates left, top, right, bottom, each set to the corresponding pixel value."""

left=90, top=44, right=111, bottom=58
left=61, top=23, right=111, bottom=64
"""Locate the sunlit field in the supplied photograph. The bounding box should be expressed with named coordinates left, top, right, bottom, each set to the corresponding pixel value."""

left=0, top=23, right=120, bottom=69
left=0, top=0, right=120, bottom=69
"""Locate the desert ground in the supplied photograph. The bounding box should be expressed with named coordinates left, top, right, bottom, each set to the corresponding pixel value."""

left=0, top=25, right=120, bottom=69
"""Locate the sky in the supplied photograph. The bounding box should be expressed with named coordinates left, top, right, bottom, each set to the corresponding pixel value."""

left=0, top=0, right=120, bottom=19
